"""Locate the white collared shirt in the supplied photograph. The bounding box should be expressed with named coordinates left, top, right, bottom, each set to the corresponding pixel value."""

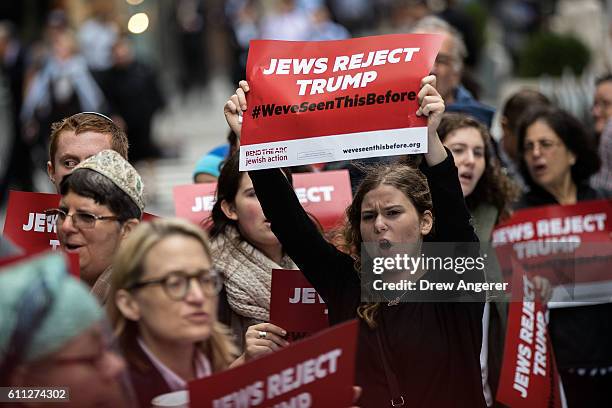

left=137, top=338, right=212, bottom=392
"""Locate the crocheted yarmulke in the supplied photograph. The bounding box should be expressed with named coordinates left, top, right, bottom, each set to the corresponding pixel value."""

left=73, top=149, right=145, bottom=212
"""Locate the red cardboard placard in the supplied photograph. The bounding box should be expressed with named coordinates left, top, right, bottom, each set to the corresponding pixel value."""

left=270, top=269, right=329, bottom=342
left=189, top=320, right=358, bottom=408
left=3, top=190, right=62, bottom=253
left=172, top=182, right=218, bottom=227
left=240, top=34, right=442, bottom=170
left=142, top=212, right=160, bottom=221
left=496, top=260, right=563, bottom=408
left=492, top=199, right=612, bottom=306
left=172, top=170, right=351, bottom=231
left=293, top=170, right=351, bottom=231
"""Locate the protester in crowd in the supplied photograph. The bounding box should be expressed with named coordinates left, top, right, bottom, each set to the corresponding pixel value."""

left=47, top=111, right=129, bottom=192
left=516, top=105, right=612, bottom=407
left=592, top=73, right=612, bottom=138
left=47, top=149, right=144, bottom=304
left=209, top=154, right=297, bottom=350
left=260, top=0, right=311, bottom=41
left=500, top=89, right=551, bottom=166
left=307, top=6, right=350, bottom=41
left=498, top=89, right=551, bottom=190
left=437, top=112, right=525, bottom=406
left=438, top=113, right=520, bottom=240
left=516, top=106, right=605, bottom=208
left=193, top=144, right=230, bottom=183
left=0, top=21, right=33, bottom=196
left=21, top=30, right=106, bottom=151
left=0, top=252, right=133, bottom=407
left=108, top=218, right=288, bottom=407
left=77, top=0, right=119, bottom=73
left=97, top=35, right=165, bottom=164
left=412, top=16, right=495, bottom=128
left=224, top=77, right=487, bottom=406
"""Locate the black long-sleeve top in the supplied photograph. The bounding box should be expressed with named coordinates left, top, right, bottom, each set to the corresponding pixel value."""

left=250, top=151, right=486, bottom=407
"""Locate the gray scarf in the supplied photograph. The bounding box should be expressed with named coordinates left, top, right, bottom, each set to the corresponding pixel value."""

left=211, top=226, right=296, bottom=321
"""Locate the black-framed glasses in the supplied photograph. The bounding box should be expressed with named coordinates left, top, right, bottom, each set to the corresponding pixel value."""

left=128, top=270, right=222, bottom=300
left=45, top=208, right=119, bottom=229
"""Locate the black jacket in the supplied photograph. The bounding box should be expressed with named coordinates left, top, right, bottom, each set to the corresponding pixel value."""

left=250, top=151, right=486, bottom=407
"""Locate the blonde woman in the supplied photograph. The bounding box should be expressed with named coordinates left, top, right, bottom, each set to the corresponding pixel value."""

left=108, top=218, right=286, bottom=407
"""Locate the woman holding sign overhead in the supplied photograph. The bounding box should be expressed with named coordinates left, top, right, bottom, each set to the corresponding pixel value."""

left=224, top=77, right=487, bottom=407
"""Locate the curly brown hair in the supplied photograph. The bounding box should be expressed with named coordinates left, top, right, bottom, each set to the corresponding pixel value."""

left=343, top=163, right=433, bottom=327
left=438, top=113, right=520, bottom=222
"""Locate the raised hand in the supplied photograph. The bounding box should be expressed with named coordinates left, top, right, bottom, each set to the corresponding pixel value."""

left=224, top=80, right=250, bottom=140
left=417, top=75, right=447, bottom=166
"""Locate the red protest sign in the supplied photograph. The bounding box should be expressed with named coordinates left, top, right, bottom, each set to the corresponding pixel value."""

left=3, top=190, right=62, bottom=253
left=240, top=34, right=443, bottom=170
left=496, top=260, right=563, bottom=408
left=492, top=199, right=612, bottom=305
left=173, top=171, right=350, bottom=231
left=142, top=212, right=160, bottom=221
left=172, top=182, right=217, bottom=227
left=189, top=320, right=358, bottom=408
left=270, top=269, right=329, bottom=342
left=292, top=170, right=350, bottom=231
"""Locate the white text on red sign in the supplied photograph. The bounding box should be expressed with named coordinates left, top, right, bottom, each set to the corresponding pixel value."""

left=190, top=186, right=335, bottom=213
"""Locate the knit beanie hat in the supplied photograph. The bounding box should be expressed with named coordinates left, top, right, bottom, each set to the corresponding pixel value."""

left=0, top=252, right=103, bottom=367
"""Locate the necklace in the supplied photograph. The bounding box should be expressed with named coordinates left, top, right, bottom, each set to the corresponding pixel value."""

left=384, top=291, right=409, bottom=306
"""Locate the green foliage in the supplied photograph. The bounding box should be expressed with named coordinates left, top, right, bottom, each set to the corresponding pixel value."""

left=463, top=1, right=487, bottom=51
left=518, top=31, right=591, bottom=77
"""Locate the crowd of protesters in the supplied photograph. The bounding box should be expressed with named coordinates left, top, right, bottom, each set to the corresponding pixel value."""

left=2, top=2, right=612, bottom=408
left=0, top=6, right=165, bottom=203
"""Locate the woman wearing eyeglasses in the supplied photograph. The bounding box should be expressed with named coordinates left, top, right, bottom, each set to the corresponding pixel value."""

left=47, top=149, right=144, bottom=304
left=107, top=218, right=287, bottom=407
left=515, top=106, right=612, bottom=407
left=516, top=106, right=605, bottom=209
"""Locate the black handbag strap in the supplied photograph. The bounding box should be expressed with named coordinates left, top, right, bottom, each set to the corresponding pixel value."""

left=375, top=317, right=405, bottom=407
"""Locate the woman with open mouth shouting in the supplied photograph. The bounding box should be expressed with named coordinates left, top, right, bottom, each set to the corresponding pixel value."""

left=224, top=75, right=487, bottom=407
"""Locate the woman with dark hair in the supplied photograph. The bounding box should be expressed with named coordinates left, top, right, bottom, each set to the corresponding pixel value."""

left=516, top=105, right=612, bottom=407
left=516, top=106, right=604, bottom=208
left=46, top=149, right=144, bottom=304
left=209, top=153, right=295, bottom=351
left=438, top=113, right=520, bottom=239
left=224, top=77, right=487, bottom=407
left=437, top=113, right=523, bottom=406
